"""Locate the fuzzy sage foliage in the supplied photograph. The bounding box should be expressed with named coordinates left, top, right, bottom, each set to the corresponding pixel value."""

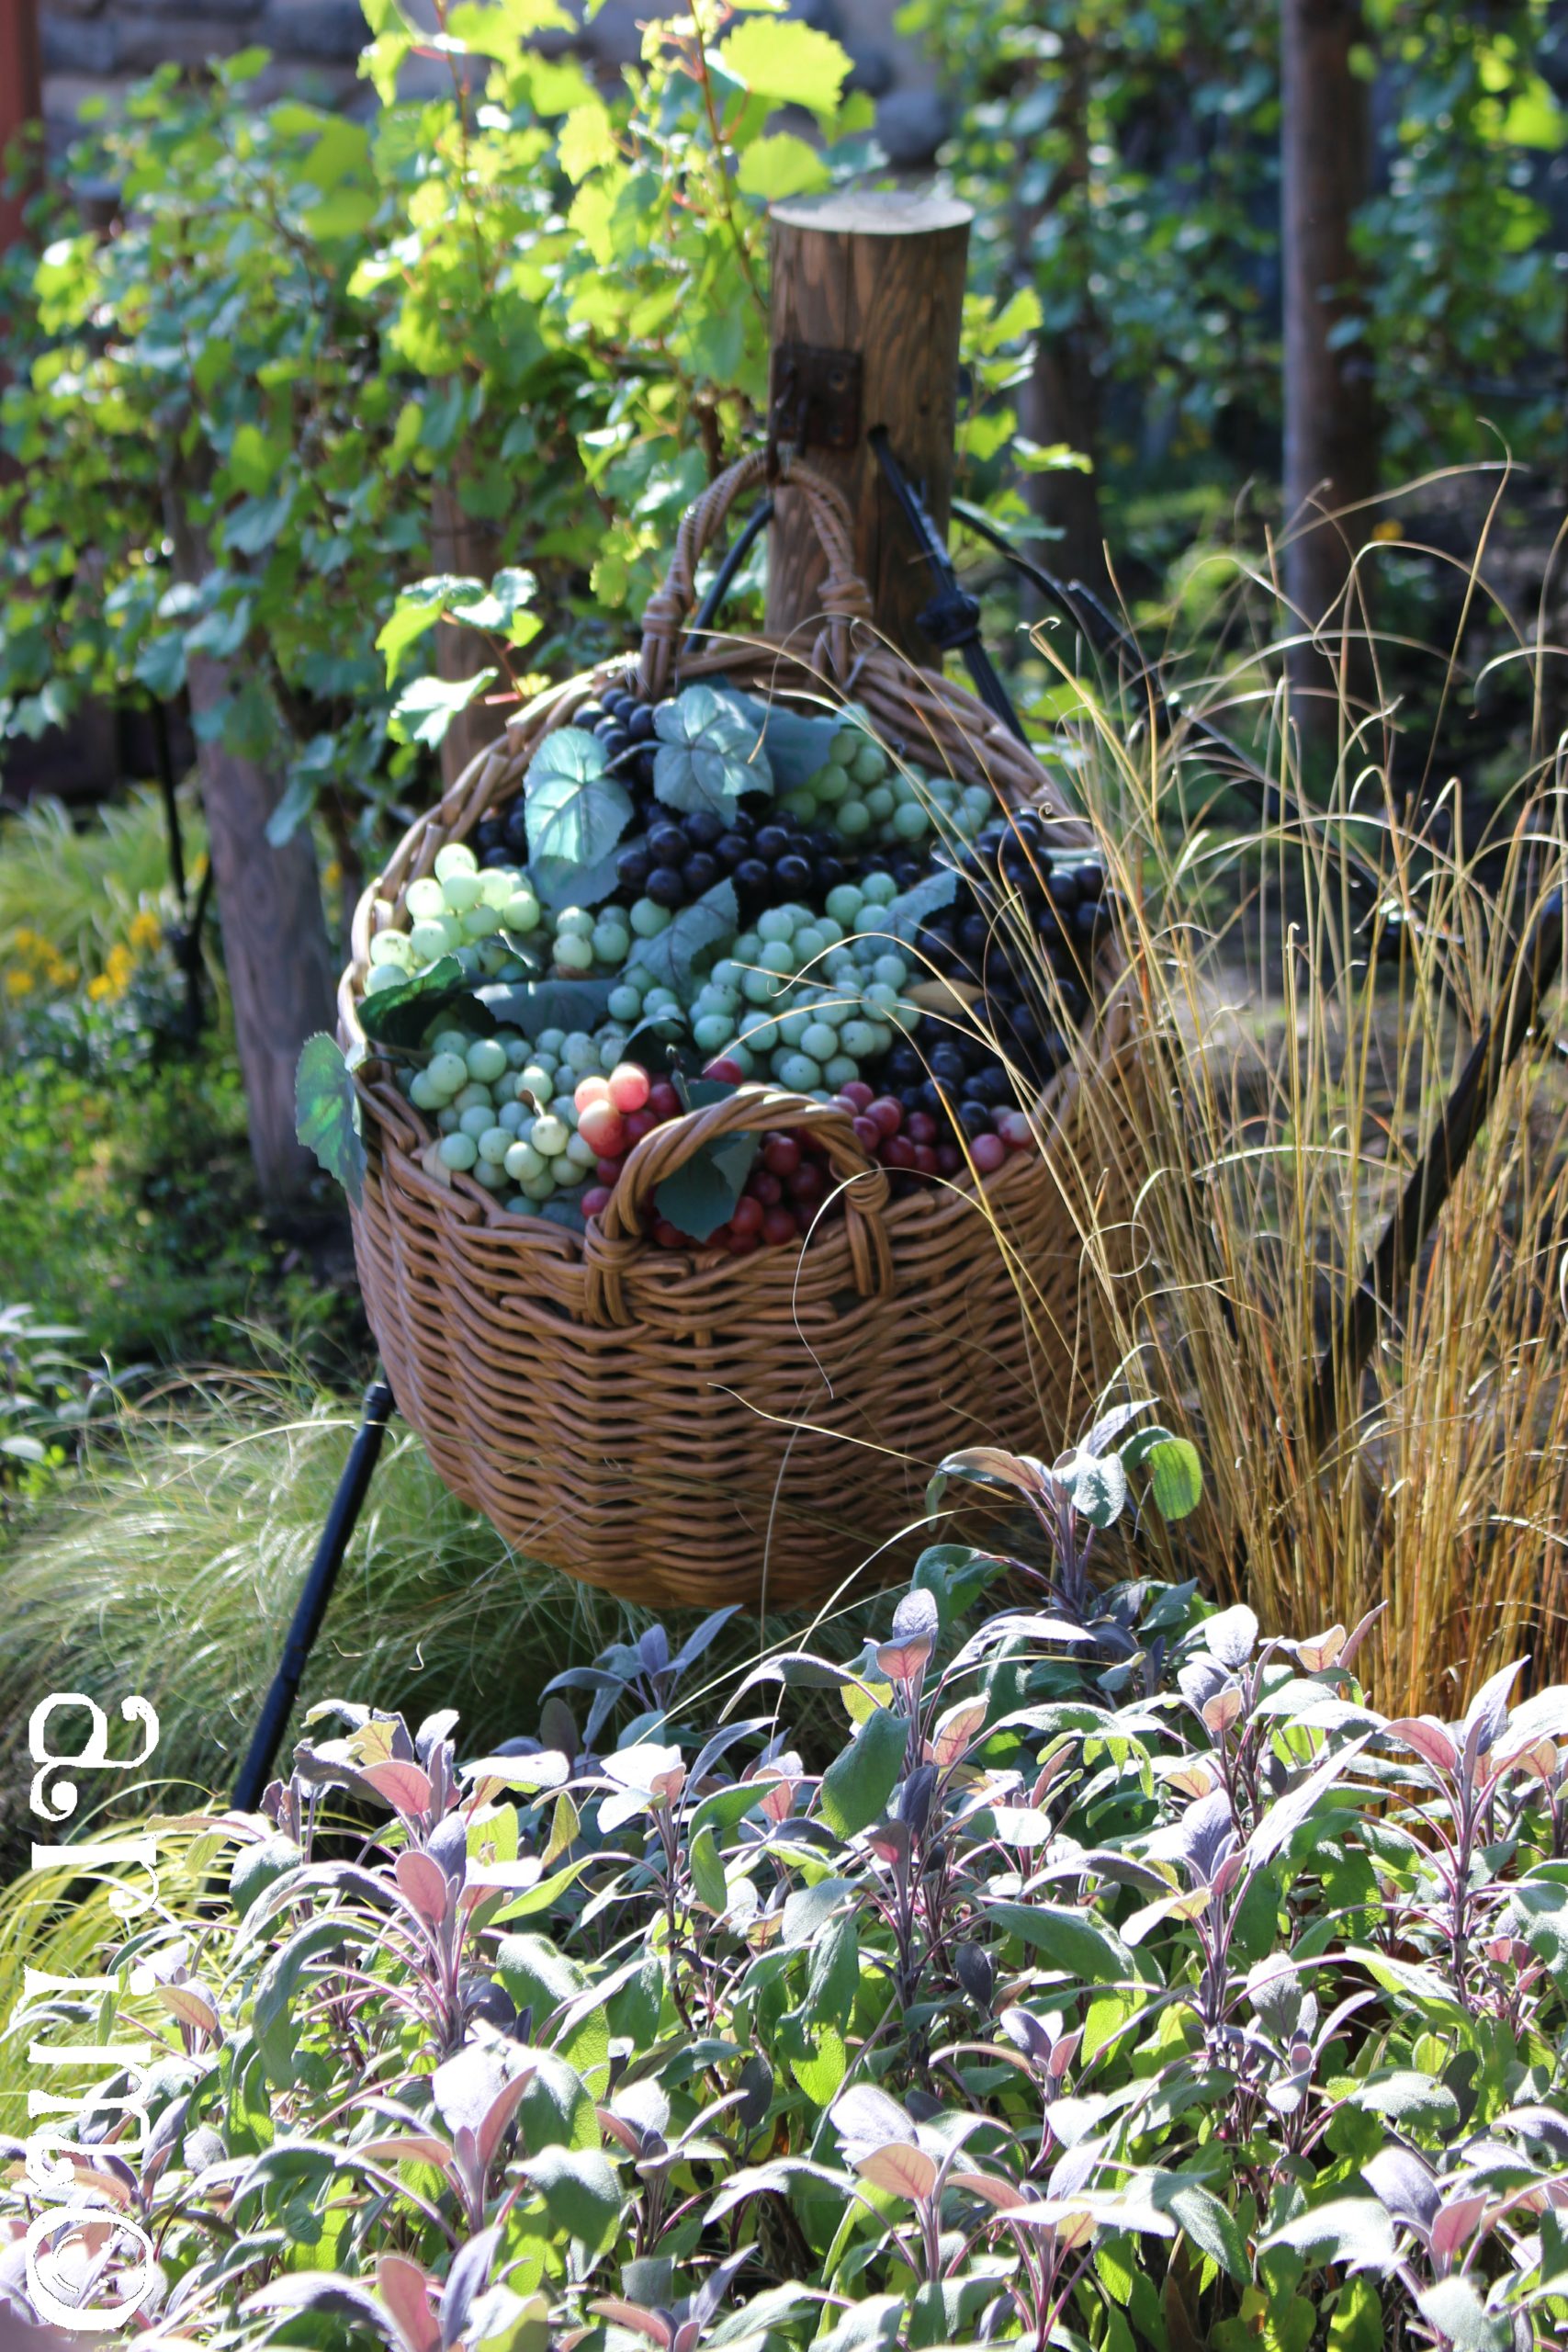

left=9, top=1442, right=1568, bottom=2347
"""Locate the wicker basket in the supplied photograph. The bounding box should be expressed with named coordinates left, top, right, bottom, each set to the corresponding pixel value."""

left=339, top=452, right=1135, bottom=1610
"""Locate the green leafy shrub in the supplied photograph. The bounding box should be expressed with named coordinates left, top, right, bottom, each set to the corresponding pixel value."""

left=0, top=5, right=885, bottom=861
left=11, top=1433, right=1568, bottom=2347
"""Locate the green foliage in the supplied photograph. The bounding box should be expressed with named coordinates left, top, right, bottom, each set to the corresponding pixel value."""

left=17, top=1521, right=1568, bottom=2346
left=0, top=2, right=879, bottom=855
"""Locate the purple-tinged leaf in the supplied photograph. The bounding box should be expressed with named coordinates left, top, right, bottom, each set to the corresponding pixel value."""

left=378, top=2255, right=441, bottom=2352
left=1463, top=1661, right=1524, bottom=1761
left=1204, top=1605, right=1258, bottom=1668
left=1385, top=1716, right=1460, bottom=1775
left=242, top=2274, right=397, bottom=2335
left=1082, top=1397, right=1156, bottom=1457
left=590, top=2300, right=674, bottom=2347
left=852, top=2141, right=940, bottom=2200
left=441, top=2227, right=500, bottom=2351
left=395, top=1849, right=450, bottom=1930
left=1261, top=2199, right=1398, bottom=2275
left=1430, top=2194, right=1489, bottom=2266
left=830, top=2084, right=917, bottom=2150
left=1364, top=2144, right=1442, bottom=2237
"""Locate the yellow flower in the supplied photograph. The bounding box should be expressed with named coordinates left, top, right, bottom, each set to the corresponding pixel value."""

left=128, top=910, right=162, bottom=951
left=323, top=860, right=343, bottom=895
left=86, top=973, right=112, bottom=1002
left=5, top=968, right=34, bottom=998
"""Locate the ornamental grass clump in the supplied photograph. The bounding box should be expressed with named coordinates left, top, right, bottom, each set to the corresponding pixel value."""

left=11, top=1448, right=1568, bottom=2347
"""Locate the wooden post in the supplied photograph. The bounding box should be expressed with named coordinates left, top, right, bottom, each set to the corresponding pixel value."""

left=0, top=0, right=41, bottom=258
left=766, top=191, right=971, bottom=667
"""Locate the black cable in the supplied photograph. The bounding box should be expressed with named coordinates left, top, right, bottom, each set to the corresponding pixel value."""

left=868, top=429, right=1028, bottom=742
left=691, top=497, right=774, bottom=636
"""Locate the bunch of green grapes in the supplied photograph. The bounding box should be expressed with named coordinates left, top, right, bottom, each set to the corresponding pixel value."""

left=777, top=725, right=995, bottom=852
left=397, top=1022, right=637, bottom=1211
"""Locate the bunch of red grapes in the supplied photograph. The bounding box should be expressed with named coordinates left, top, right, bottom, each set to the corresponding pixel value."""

left=572, top=1055, right=1037, bottom=1257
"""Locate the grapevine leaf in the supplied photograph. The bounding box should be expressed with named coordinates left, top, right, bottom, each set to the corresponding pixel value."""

left=389, top=666, right=498, bottom=749
left=653, top=684, right=773, bottom=818
left=479, top=978, right=616, bottom=1038
left=358, top=956, right=497, bottom=1048
left=655, top=1130, right=761, bottom=1243
left=528, top=840, right=626, bottom=914
left=295, top=1035, right=367, bottom=1206
left=883, top=866, right=959, bottom=944
left=716, top=16, right=852, bottom=114
left=626, top=878, right=739, bottom=998
left=716, top=686, right=841, bottom=791
left=525, top=728, right=636, bottom=869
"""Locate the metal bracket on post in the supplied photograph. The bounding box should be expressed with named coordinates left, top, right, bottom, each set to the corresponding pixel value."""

left=768, top=342, right=863, bottom=464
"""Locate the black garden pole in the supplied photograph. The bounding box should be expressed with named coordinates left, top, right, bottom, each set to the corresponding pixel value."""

left=231, top=1376, right=396, bottom=1810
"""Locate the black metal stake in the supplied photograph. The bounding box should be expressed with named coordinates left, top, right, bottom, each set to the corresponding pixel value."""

left=232, top=1378, right=396, bottom=1810
left=1304, top=889, right=1565, bottom=1454
left=868, top=428, right=1029, bottom=741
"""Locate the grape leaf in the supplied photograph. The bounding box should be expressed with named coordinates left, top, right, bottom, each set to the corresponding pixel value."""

left=528, top=839, right=626, bottom=914
left=626, top=879, right=739, bottom=999
left=716, top=686, right=841, bottom=791
left=358, top=956, right=497, bottom=1048
left=479, top=978, right=616, bottom=1038
left=716, top=16, right=851, bottom=115
left=525, top=728, right=636, bottom=869
left=653, top=685, right=773, bottom=819
left=389, top=667, right=498, bottom=749
left=655, top=1131, right=761, bottom=1243
left=358, top=956, right=495, bottom=1047
left=883, top=866, right=959, bottom=944
left=295, top=1035, right=367, bottom=1206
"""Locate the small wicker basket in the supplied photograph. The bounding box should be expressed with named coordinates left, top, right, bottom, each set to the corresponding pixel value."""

left=339, top=453, right=1135, bottom=1610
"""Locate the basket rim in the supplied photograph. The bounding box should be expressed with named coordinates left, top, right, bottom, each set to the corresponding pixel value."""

left=338, top=631, right=1126, bottom=1284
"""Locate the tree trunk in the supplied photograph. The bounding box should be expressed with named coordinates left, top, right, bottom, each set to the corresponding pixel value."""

left=766, top=190, right=972, bottom=665
left=1021, top=35, right=1110, bottom=598
left=431, top=478, right=508, bottom=790
left=0, top=0, right=40, bottom=258
left=166, top=493, right=336, bottom=1208
left=1280, top=0, right=1380, bottom=763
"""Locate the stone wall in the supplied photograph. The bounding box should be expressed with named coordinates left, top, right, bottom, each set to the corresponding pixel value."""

left=39, top=0, right=946, bottom=166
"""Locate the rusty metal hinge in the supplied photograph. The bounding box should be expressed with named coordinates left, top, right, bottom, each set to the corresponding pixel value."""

left=769, top=342, right=863, bottom=458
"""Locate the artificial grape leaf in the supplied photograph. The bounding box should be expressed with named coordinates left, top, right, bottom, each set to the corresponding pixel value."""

left=479, top=978, right=615, bottom=1038
left=884, top=865, right=959, bottom=944
left=653, top=684, right=773, bottom=819
left=525, top=728, right=636, bottom=869
left=716, top=686, right=841, bottom=790
left=655, top=1131, right=761, bottom=1243
left=359, top=956, right=497, bottom=1048
left=295, top=1034, right=367, bottom=1206
left=528, top=840, right=626, bottom=914
left=627, top=878, right=739, bottom=999
left=389, top=666, right=498, bottom=749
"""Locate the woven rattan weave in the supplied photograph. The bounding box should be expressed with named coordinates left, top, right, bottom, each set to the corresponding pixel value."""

left=338, top=453, right=1135, bottom=1608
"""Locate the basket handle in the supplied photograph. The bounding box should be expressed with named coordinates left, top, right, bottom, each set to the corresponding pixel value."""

left=635, top=449, right=874, bottom=704
left=581, top=1084, right=895, bottom=1329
